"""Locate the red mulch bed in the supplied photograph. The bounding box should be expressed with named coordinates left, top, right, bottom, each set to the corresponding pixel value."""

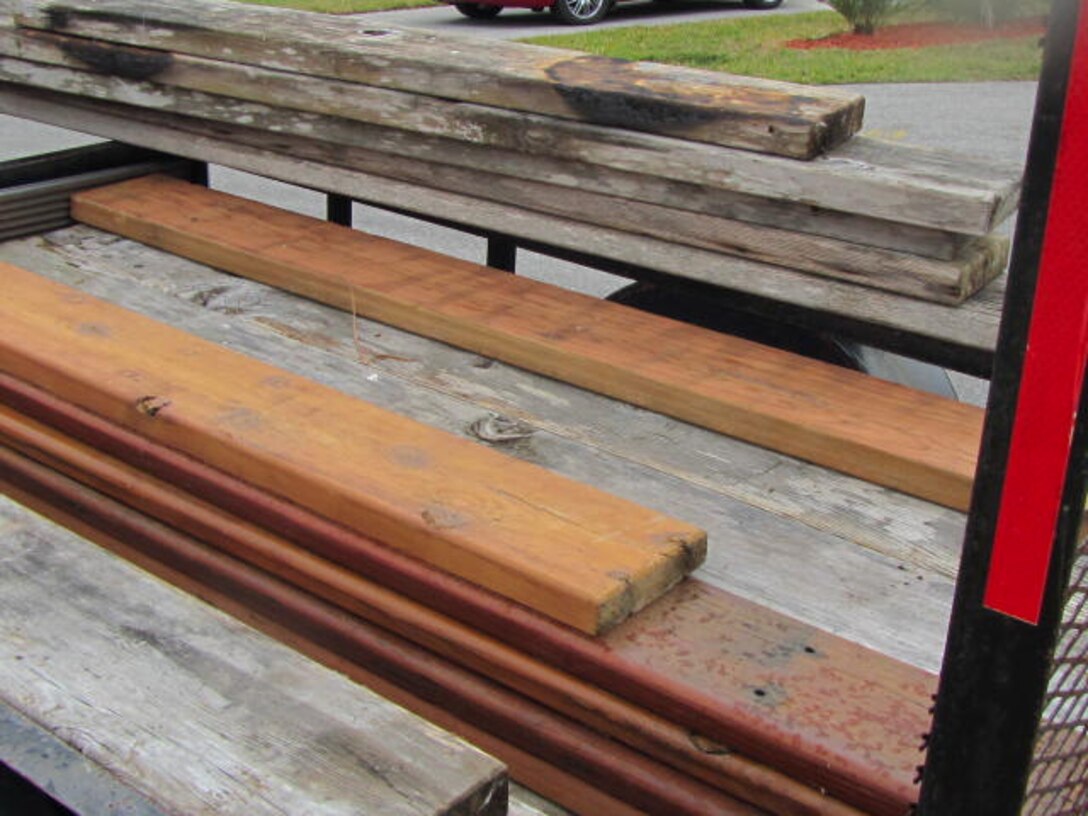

left=786, top=15, right=1046, bottom=51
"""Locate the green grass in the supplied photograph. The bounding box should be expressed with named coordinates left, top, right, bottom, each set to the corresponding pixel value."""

left=523, top=11, right=1044, bottom=84
left=235, top=0, right=436, bottom=13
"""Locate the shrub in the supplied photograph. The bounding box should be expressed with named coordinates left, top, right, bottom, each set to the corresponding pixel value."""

left=820, top=0, right=913, bottom=35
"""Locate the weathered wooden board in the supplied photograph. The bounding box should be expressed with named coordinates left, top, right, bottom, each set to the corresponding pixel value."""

left=0, top=264, right=708, bottom=635
left=73, top=175, right=984, bottom=509
left=0, top=43, right=1019, bottom=237
left=0, top=224, right=964, bottom=675
left=10, top=0, right=865, bottom=158
left=0, top=494, right=508, bottom=816
left=0, top=459, right=770, bottom=816
left=0, top=83, right=1008, bottom=373
left=0, top=404, right=883, bottom=816
left=0, top=495, right=608, bottom=816
left=0, top=30, right=1014, bottom=299
left=0, top=26, right=972, bottom=262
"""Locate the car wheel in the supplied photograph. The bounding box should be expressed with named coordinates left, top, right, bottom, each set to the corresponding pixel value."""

left=551, top=0, right=610, bottom=25
left=454, top=3, right=503, bottom=18
left=742, top=0, right=784, bottom=8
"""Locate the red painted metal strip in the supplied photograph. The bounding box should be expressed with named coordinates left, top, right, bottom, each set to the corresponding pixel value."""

left=985, top=4, right=1088, bottom=623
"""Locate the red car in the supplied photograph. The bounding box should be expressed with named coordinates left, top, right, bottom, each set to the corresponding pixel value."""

left=452, top=0, right=782, bottom=26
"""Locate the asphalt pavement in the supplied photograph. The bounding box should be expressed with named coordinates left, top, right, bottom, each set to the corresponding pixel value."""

left=360, top=0, right=828, bottom=40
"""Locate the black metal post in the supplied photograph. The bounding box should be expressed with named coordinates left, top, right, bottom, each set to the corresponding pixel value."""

left=917, top=2, right=1088, bottom=813
left=486, top=235, right=517, bottom=273
left=187, top=160, right=209, bottom=188
left=326, top=193, right=353, bottom=227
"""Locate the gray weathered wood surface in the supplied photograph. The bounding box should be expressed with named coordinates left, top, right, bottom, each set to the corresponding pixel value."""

left=10, top=0, right=865, bottom=158
left=0, top=86, right=1008, bottom=369
left=0, top=45, right=1010, bottom=303
left=0, top=493, right=508, bottom=816
left=0, top=226, right=962, bottom=671
left=0, top=30, right=1018, bottom=239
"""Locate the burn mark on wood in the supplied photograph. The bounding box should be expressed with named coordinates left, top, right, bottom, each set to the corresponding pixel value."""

left=547, top=56, right=728, bottom=134
left=57, top=37, right=173, bottom=81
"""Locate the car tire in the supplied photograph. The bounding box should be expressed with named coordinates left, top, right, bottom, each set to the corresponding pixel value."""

left=742, top=0, right=784, bottom=8
left=454, top=3, right=503, bottom=18
left=551, top=0, right=610, bottom=25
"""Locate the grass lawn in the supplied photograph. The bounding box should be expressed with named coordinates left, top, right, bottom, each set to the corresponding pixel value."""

left=234, top=0, right=1044, bottom=84
left=523, top=10, right=1044, bottom=84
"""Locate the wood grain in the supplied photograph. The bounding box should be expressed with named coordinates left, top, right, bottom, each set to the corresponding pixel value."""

left=0, top=404, right=871, bottom=816
left=0, top=44, right=1017, bottom=238
left=0, top=262, right=707, bottom=634
left=0, top=83, right=1009, bottom=372
left=0, top=496, right=507, bottom=816
left=74, top=175, right=984, bottom=508
left=0, top=368, right=935, bottom=816
left=0, top=29, right=1012, bottom=300
left=0, top=222, right=963, bottom=673
left=0, top=27, right=980, bottom=261
left=0, top=464, right=764, bottom=816
left=11, top=0, right=865, bottom=158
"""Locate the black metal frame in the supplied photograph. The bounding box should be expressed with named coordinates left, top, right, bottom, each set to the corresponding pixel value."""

left=917, top=2, right=1088, bottom=813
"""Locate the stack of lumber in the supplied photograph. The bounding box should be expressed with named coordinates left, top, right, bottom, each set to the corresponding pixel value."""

left=71, top=175, right=985, bottom=510
left=0, top=0, right=1021, bottom=308
left=0, top=194, right=964, bottom=815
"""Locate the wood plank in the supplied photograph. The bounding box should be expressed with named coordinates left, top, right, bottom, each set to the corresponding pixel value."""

left=0, top=84, right=1007, bottom=372
left=10, top=0, right=864, bottom=159
left=0, top=26, right=966, bottom=262
left=0, top=494, right=508, bottom=816
left=0, top=490, right=625, bottom=816
left=0, top=403, right=875, bottom=816
left=0, top=38, right=1018, bottom=236
left=0, top=261, right=706, bottom=635
left=0, top=37, right=1008, bottom=303
left=0, top=224, right=963, bottom=676
left=0, top=464, right=765, bottom=816
left=74, top=175, right=984, bottom=508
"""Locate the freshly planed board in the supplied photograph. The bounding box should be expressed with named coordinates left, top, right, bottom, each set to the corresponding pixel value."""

left=0, top=36, right=1018, bottom=239
left=10, top=0, right=865, bottom=159
left=0, top=262, right=707, bottom=635
left=0, top=41, right=1009, bottom=302
left=0, top=495, right=508, bottom=816
left=73, top=175, right=985, bottom=509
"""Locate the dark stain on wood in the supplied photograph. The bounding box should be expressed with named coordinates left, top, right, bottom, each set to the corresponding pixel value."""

left=547, top=56, right=731, bottom=133
left=56, top=36, right=173, bottom=81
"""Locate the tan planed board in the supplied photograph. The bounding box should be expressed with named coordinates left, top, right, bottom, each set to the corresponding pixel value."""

left=0, top=262, right=706, bottom=635
left=74, top=175, right=985, bottom=508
